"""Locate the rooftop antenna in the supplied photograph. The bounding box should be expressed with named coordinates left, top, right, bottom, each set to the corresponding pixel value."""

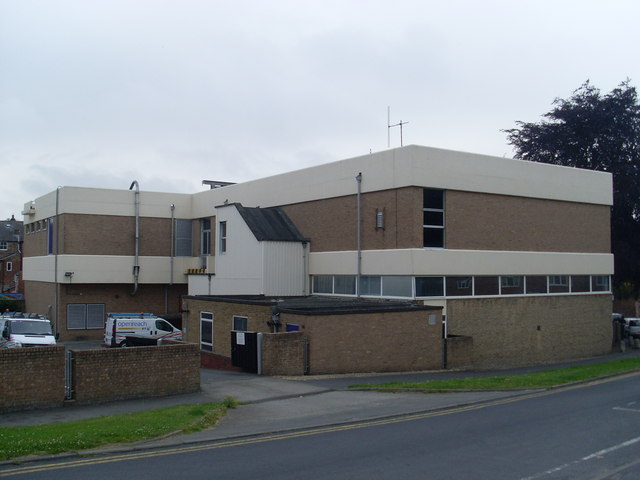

left=387, top=106, right=409, bottom=148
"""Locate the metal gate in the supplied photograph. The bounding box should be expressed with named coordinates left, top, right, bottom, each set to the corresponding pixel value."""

left=65, top=350, right=75, bottom=400
left=231, top=331, right=259, bottom=373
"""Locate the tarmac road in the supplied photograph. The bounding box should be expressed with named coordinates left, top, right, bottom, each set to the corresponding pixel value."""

left=1, top=344, right=639, bottom=463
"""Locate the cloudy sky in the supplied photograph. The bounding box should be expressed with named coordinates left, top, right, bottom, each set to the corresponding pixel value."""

left=1, top=0, right=639, bottom=218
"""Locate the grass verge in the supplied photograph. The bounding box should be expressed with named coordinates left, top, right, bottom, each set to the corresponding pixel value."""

left=0, top=396, right=237, bottom=462
left=349, top=358, right=640, bottom=392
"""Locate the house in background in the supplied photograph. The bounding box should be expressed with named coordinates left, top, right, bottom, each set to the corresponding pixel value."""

left=0, top=215, right=24, bottom=298
left=21, top=145, right=614, bottom=371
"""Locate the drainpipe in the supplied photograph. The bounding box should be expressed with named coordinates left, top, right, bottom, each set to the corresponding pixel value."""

left=129, top=181, right=140, bottom=295
left=356, top=172, right=362, bottom=297
left=165, top=204, right=175, bottom=315
left=54, top=187, right=60, bottom=333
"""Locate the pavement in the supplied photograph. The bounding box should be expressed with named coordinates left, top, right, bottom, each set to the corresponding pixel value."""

left=2, top=344, right=640, bottom=462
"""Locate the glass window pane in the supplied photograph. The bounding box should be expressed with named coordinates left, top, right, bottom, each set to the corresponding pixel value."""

left=423, top=228, right=444, bottom=248
left=415, top=277, right=444, bottom=297
left=313, top=275, right=333, bottom=294
left=525, top=276, right=547, bottom=294
left=423, top=211, right=444, bottom=226
left=359, top=276, right=381, bottom=296
left=549, top=275, right=569, bottom=293
left=571, top=275, right=590, bottom=293
left=501, top=276, right=524, bottom=295
left=233, top=316, right=248, bottom=331
left=382, top=276, right=413, bottom=297
left=175, top=219, right=193, bottom=257
left=592, top=275, right=610, bottom=292
left=446, top=276, right=473, bottom=296
left=334, top=276, right=356, bottom=295
left=423, top=189, right=444, bottom=209
left=475, top=276, right=499, bottom=296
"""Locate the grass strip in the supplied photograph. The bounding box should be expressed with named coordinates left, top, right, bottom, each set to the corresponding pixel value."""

left=349, top=358, right=640, bottom=391
left=0, top=397, right=237, bottom=461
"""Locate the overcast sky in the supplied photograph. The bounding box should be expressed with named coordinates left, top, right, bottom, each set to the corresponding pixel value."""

left=1, top=0, right=639, bottom=218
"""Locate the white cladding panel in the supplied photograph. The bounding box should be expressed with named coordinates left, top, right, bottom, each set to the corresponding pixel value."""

left=24, top=255, right=196, bottom=283
left=212, top=205, right=263, bottom=294
left=262, top=242, right=307, bottom=296
left=309, top=249, right=614, bottom=276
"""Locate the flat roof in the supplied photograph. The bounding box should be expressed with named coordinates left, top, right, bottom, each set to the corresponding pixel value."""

left=183, top=295, right=440, bottom=315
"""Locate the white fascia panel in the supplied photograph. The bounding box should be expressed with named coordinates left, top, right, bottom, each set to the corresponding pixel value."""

left=24, top=255, right=197, bottom=283
left=309, top=249, right=614, bottom=276
left=24, top=187, right=193, bottom=224
left=191, top=145, right=612, bottom=214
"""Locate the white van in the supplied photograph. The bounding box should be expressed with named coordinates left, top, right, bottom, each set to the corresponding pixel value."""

left=0, top=316, right=58, bottom=348
left=104, top=313, right=182, bottom=347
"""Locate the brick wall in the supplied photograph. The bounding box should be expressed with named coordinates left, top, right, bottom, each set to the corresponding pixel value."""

left=446, top=191, right=611, bottom=253
left=281, top=187, right=610, bottom=254
left=446, top=336, right=473, bottom=370
left=72, top=342, right=200, bottom=404
left=261, top=332, right=306, bottom=376
left=446, top=295, right=612, bottom=369
left=184, top=298, right=442, bottom=375
left=0, top=346, right=65, bottom=412
left=286, top=310, right=442, bottom=374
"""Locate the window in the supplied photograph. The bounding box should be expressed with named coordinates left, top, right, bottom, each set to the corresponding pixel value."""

left=592, top=275, right=611, bottom=292
left=334, top=276, right=356, bottom=295
left=67, top=304, right=104, bottom=330
left=525, top=276, right=548, bottom=294
left=0, top=241, right=6, bottom=251
left=382, top=276, right=413, bottom=297
left=423, top=189, right=444, bottom=248
left=233, top=315, right=248, bottom=331
left=359, top=276, right=381, bottom=296
left=6, top=262, right=12, bottom=272
left=156, top=320, right=173, bottom=332
left=312, top=275, right=333, bottom=294
left=571, top=275, right=590, bottom=293
left=175, top=219, right=193, bottom=257
left=415, top=277, right=444, bottom=297
left=201, top=218, right=211, bottom=256
left=200, top=312, right=213, bottom=351
left=500, top=276, right=524, bottom=295
left=219, top=221, right=227, bottom=254
left=47, top=218, right=54, bottom=255
left=446, top=276, right=473, bottom=296
left=474, top=276, right=499, bottom=296
left=549, top=275, right=569, bottom=293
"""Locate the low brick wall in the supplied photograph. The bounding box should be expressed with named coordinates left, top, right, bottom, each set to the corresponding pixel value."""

left=0, top=346, right=66, bottom=413
left=446, top=336, right=473, bottom=370
left=72, top=343, right=201, bottom=404
left=261, top=332, right=306, bottom=376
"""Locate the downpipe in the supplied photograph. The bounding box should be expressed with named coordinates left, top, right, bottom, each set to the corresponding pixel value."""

left=129, top=180, right=140, bottom=295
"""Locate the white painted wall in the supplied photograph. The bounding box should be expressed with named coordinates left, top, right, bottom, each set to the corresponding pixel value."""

left=262, top=241, right=307, bottom=296
left=24, top=255, right=199, bottom=283
left=309, top=249, right=614, bottom=276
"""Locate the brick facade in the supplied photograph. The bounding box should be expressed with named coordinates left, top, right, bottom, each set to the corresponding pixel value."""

left=446, top=294, right=611, bottom=369
left=184, top=297, right=443, bottom=375
left=0, top=345, right=65, bottom=412
left=281, top=187, right=610, bottom=254
left=72, top=342, right=200, bottom=404
left=0, top=342, right=200, bottom=412
left=262, top=332, right=306, bottom=376
left=25, top=281, right=186, bottom=341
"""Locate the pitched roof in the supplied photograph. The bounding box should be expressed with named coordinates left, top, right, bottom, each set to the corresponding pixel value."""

left=235, top=205, right=307, bottom=243
left=0, top=219, right=23, bottom=243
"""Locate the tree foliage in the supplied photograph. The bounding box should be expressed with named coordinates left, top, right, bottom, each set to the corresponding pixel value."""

left=504, top=80, right=640, bottom=288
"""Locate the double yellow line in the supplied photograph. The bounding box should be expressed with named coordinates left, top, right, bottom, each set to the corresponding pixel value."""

left=3, top=371, right=638, bottom=477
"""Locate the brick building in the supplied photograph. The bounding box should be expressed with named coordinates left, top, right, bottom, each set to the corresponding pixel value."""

left=22, top=145, right=614, bottom=371
left=0, top=215, right=24, bottom=297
